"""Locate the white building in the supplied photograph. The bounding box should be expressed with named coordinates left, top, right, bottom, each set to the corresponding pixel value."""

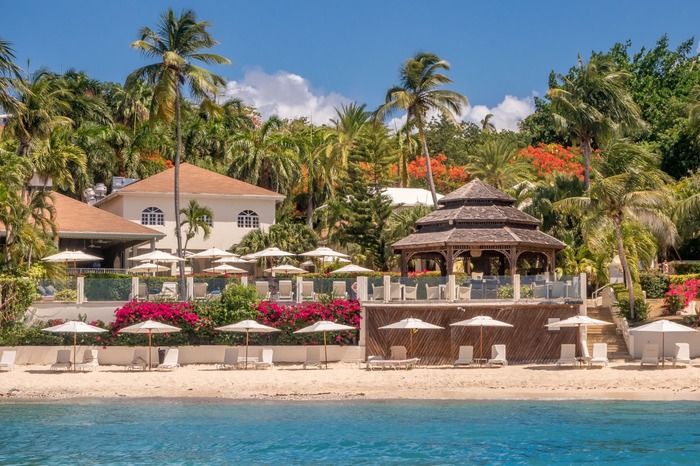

left=382, top=187, right=443, bottom=211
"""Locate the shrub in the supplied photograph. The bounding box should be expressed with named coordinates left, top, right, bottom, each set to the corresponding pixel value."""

left=612, top=284, right=649, bottom=321
left=663, top=279, right=700, bottom=315
left=0, top=276, right=36, bottom=326
left=639, top=272, right=670, bottom=299
left=53, top=289, right=78, bottom=302
left=669, top=274, right=700, bottom=285
left=672, top=262, right=700, bottom=275
left=84, top=274, right=131, bottom=300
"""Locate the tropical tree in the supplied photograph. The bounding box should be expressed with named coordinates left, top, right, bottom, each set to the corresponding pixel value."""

left=480, top=113, right=496, bottom=133
left=466, top=139, right=532, bottom=190
left=295, top=124, right=336, bottom=227
left=0, top=37, right=23, bottom=115
left=375, top=52, right=468, bottom=207
left=354, top=121, right=396, bottom=191
left=128, top=8, right=231, bottom=286
left=179, top=199, right=213, bottom=252
left=548, top=54, right=644, bottom=190
left=31, top=127, right=88, bottom=192
left=328, top=102, right=370, bottom=167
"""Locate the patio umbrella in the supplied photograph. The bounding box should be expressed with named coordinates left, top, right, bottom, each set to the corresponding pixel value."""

left=42, top=321, right=106, bottom=371
left=128, top=250, right=185, bottom=263
left=119, top=320, right=181, bottom=371
left=330, top=264, right=374, bottom=274
left=245, top=247, right=295, bottom=278
left=128, top=262, right=170, bottom=274
left=215, top=320, right=280, bottom=370
left=545, top=315, right=613, bottom=360
left=42, top=250, right=103, bottom=273
left=190, top=248, right=237, bottom=259
left=629, top=319, right=697, bottom=367
left=213, top=256, right=249, bottom=264
left=294, top=321, right=356, bottom=369
left=203, top=264, right=247, bottom=274
left=380, top=317, right=444, bottom=358
left=264, top=264, right=308, bottom=275
left=300, top=246, right=349, bottom=259
left=450, top=315, right=513, bottom=361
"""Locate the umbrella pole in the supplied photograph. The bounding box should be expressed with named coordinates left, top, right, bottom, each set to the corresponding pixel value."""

left=662, top=333, right=665, bottom=368
left=148, top=331, right=152, bottom=371
left=73, top=332, right=77, bottom=372
left=324, top=331, right=328, bottom=369
left=409, top=331, right=413, bottom=358
left=245, top=330, right=249, bottom=370
left=480, top=326, right=483, bottom=361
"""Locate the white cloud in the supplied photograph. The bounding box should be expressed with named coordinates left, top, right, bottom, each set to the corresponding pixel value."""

left=222, top=68, right=350, bottom=125
left=460, top=95, right=535, bottom=132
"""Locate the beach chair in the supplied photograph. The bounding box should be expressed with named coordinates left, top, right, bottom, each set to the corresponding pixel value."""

left=579, top=340, right=591, bottom=367
left=404, top=285, right=418, bottom=300
left=193, top=282, right=208, bottom=301
left=389, top=282, right=402, bottom=301
left=590, top=343, right=609, bottom=368
left=255, top=281, right=271, bottom=300
left=303, top=347, right=323, bottom=369
left=556, top=344, right=577, bottom=367
left=0, top=351, right=16, bottom=371
left=332, top=281, right=348, bottom=299
left=456, top=284, right=471, bottom=300
left=217, top=348, right=240, bottom=370
left=136, top=283, right=148, bottom=301
left=51, top=349, right=72, bottom=371
left=488, top=345, right=508, bottom=366
left=371, top=284, right=384, bottom=301
left=277, top=280, right=294, bottom=301
left=156, top=348, right=179, bottom=371
left=367, top=346, right=419, bottom=370
left=255, top=348, right=274, bottom=369
left=300, top=281, right=315, bottom=301
left=75, top=349, right=99, bottom=372
left=424, top=284, right=440, bottom=300
left=127, top=349, right=148, bottom=370
left=150, top=282, right=178, bottom=300
left=640, top=343, right=659, bottom=367
left=673, top=343, right=692, bottom=368
left=390, top=346, right=407, bottom=360
left=454, top=346, right=474, bottom=366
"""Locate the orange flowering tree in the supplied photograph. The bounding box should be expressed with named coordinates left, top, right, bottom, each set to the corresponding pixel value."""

left=517, top=143, right=585, bottom=180
left=406, top=153, right=469, bottom=191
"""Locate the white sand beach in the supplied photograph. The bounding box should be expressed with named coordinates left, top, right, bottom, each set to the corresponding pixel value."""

left=2, top=361, right=699, bottom=402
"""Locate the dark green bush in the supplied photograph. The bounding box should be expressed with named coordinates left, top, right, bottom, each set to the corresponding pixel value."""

left=672, top=262, right=700, bottom=275
left=670, top=274, right=700, bottom=285
left=639, top=272, right=670, bottom=298
left=0, top=276, right=36, bottom=326
left=84, top=274, right=132, bottom=300
left=612, top=284, right=649, bottom=321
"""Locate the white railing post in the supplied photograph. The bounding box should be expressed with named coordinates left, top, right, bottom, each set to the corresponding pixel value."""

left=296, top=276, right=303, bottom=303
left=76, top=276, right=85, bottom=304
left=513, top=274, right=521, bottom=301
left=383, top=275, right=391, bottom=303
left=357, top=276, right=368, bottom=302
left=447, top=275, right=456, bottom=302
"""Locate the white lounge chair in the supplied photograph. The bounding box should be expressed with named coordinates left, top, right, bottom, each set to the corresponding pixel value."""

left=454, top=346, right=474, bottom=366
left=673, top=342, right=692, bottom=368
left=255, top=348, right=274, bottom=369
left=0, top=351, right=16, bottom=371
left=367, top=346, right=419, bottom=370
left=456, top=284, right=471, bottom=300
left=135, top=283, right=148, bottom=302
left=303, top=347, right=323, bottom=369
left=277, top=280, right=294, bottom=301
left=390, top=346, right=407, bottom=360
left=404, top=285, right=418, bottom=300
left=488, top=345, right=508, bottom=366
left=150, top=282, right=178, bottom=300
left=51, top=349, right=72, bottom=371
left=371, top=284, right=384, bottom=301
left=217, top=348, right=240, bottom=370
left=193, top=282, right=208, bottom=301
left=255, top=281, right=271, bottom=300
left=157, top=348, right=179, bottom=371
left=75, top=349, right=99, bottom=372
left=300, top=281, right=315, bottom=301
left=389, top=283, right=402, bottom=301
left=332, top=281, right=348, bottom=299
left=580, top=339, right=591, bottom=367
left=640, top=343, right=659, bottom=367
left=424, top=284, right=440, bottom=300
left=590, top=343, right=609, bottom=367
left=126, top=349, right=149, bottom=370
left=556, top=344, right=577, bottom=367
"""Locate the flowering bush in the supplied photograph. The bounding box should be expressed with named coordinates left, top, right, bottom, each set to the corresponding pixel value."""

left=664, top=279, right=700, bottom=315
left=517, top=143, right=586, bottom=180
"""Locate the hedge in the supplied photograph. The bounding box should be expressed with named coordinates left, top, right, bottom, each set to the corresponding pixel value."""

left=611, top=283, right=650, bottom=321
left=0, top=276, right=36, bottom=326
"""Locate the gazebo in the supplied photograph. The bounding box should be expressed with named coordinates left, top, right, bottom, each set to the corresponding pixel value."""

left=392, top=179, right=566, bottom=277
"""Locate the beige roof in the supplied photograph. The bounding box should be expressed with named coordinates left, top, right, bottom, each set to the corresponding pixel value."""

left=393, top=227, right=566, bottom=250
left=110, top=163, right=285, bottom=199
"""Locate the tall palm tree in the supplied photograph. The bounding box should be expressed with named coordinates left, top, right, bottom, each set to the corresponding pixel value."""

left=480, top=113, right=496, bottom=133
left=296, top=126, right=336, bottom=228
left=375, top=52, right=468, bottom=207
left=128, top=8, right=230, bottom=286
left=0, top=37, right=23, bottom=115
left=179, top=199, right=213, bottom=252
left=31, top=127, right=88, bottom=192
left=548, top=54, right=644, bottom=190
left=466, top=139, right=532, bottom=190
left=328, top=102, right=370, bottom=167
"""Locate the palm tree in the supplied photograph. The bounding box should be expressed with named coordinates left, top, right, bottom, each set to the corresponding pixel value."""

left=548, top=54, right=644, bottom=190
left=375, top=52, right=468, bottom=207
left=296, top=126, right=336, bottom=228
left=31, top=127, right=88, bottom=192
left=480, top=113, right=496, bottom=133
left=128, top=8, right=231, bottom=286
left=0, top=37, right=23, bottom=115
left=179, top=200, right=213, bottom=252
left=555, top=141, right=677, bottom=318
left=328, top=102, right=370, bottom=167
left=466, top=139, right=532, bottom=190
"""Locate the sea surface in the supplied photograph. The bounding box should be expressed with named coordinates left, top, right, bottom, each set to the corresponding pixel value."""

left=1, top=400, right=699, bottom=465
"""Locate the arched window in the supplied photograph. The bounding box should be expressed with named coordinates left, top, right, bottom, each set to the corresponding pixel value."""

left=141, top=207, right=164, bottom=226
left=237, top=210, right=259, bottom=228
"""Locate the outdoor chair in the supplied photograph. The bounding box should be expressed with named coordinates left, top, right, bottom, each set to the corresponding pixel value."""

left=300, top=281, right=315, bottom=301
left=0, top=351, right=16, bottom=371
left=488, top=345, right=508, bottom=366
left=136, top=283, right=148, bottom=302
left=37, top=285, right=55, bottom=300
left=673, top=343, right=692, bottom=367
left=255, top=281, right=271, bottom=300
left=277, top=280, right=294, bottom=301
left=371, top=284, right=384, bottom=301
left=390, top=346, right=408, bottom=360
left=156, top=348, right=179, bottom=371
left=193, top=282, right=208, bottom=301
left=332, top=281, right=348, bottom=299
left=367, top=346, right=419, bottom=370
left=533, top=284, right=549, bottom=299
left=580, top=339, right=591, bottom=367
left=471, top=272, right=484, bottom=280
left=454, top=346, right=474, bottom=366
left=556, top=344, right=577, bottom=367
left=590, top=343, right=609, bottom=368
left=549, top=282, right=567, bottom=299
left=303, top=347, right=323, bottom=369
left=217, top=348, right=240, bottom=370
left=150, top=282, right=178, bottom=300
left=424, top=284, right=440, bottom=300
left=50, top=349, right=72, bottom=371
left=456, top=284, right=471, bottom=301
left=255, top=348, right=274, bottom=369
left=126, top=349, right=148, bottom=370
left=640, top=343, right=659, bottom=367
left=404, top=285, right=418, bottom=300
left=389, top=282, right=402, bottom=301
left=75, top=349, right=99, bottom=372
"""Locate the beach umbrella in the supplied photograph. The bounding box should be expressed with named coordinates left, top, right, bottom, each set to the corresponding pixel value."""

left=294, top=321, right=356, bottom=369
left=119, top=320, right=181, bottom=371
left=128, top=250, right=185, bottom=263
left=128, top=262, right=170, bottom=275
left=264, top=264, right=308, bottom=275
left=190, top=248, right=237, bottom=259
left=203, top=264, right=247, bottom=274
left=450, top=315, right=513, bottom=361
left=247, top=247, right=294, bottom=259
left=380, top=318, right=444, bottom=358
left=213, top=256, right=249, bottom=263
left=300, top=247, right=349, bottom=259
left=215, top=320, right=280, bottom=369
left=629, top=319, right=697, bottom=367
left=42, top=250, right=103, bottom=273
left=42, top=321, right=106, bottom=371
left=546, top=315, right=613, bottom=360
left=330, top=264, right=374, bottom=274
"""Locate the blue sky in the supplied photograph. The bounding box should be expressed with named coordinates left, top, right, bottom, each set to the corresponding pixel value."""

left=4, top=1, right=700, bottom=129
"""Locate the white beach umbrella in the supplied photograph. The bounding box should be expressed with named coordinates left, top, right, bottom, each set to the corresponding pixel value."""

left=119, top=320, right=181, bottom=371
left=300, top=246, right=349, bottom=259
left=190, top=248, right=237, bottom=259
left=128, top=250, right=185, bottom=262
left=42, top=250, right=103, bottom=273
left=546, top=315, right=613, bottom=360
left=380, top=317, right=444, bottom=357
left=128, top=262, right=170, bottom=274
left=264, top=264, right=308, bottom=275
left=43, top=321, right=107, bottom=371
left=629, top=319, right=697, bottom=367
left=450, top=315, right=514, bottom=361
left=247, top=247, right=294, bottom=258
left=213, top=256, right=249, bottom=264
left=330, top=264, right=374, bottom=274
left=215, top=320, right=280, bottom=369
left=321, top=257, right=350, bottom=264
left=203, top=264, right=247, bottom=274
left=294, top=321, right=357, bottom=369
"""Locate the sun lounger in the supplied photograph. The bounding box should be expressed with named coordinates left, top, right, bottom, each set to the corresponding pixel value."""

left=75, top=349, right=100, bottom=372
left=579, top=339, right=591, bottom=367
left=277, top=280, right=293, bottom=301
left=488, top=344, right=508, bottom=366
left=303, top=347, right=323, bottom=369
left=390, top=346, right=407, bottom=360
left=389, top=283, right=402, bottom=301
left=454, top=345, right=474, bottom=366
left=424, top=284, right=440, bottom=300
left=217, top=348, right=240, bottom=370
left=404, top=285, right=418, bottom=300
left=673, top=342, right=692, bottom=368
left=556, top=344, right=577, bottom=367
left=456, top=284, right=471, bottom=300
left=366, top=356, right=420, bottom=370
left=640, top=343, right=659, bottom=367
left=51, top=349, right=72, bottom=371
left=590, top=343, right=609, bottom=367
left=255, top=281, right=271, bottom=300
left=150, top=282, right=178, bottom=300
left=0, top=351, right=16, bottom=371
left=193, top=282, right=208, bottom=301
left=127, top=349, right=149, bottom=370
left=371, top=284, right=384, bottom=301
left=136, top=283, right=148, bottom=301
left=156, top=348, right=179, bottom=371
left=255, top=348, right=274, bottom=369
left=300, top=281, right=315, bottom=301
left=332, top=281, right=348, bottom=299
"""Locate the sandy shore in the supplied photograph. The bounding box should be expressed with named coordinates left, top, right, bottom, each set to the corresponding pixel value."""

left=1, top=361, right=700, bottom=402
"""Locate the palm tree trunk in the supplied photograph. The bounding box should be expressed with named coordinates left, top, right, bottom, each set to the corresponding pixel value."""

left=613, top=220, right=635, bottom=319
left=417, top=124, right=438, bottom=208
left=582, top=136, right=591, bottom=191
left=306, top=194, right=314, bottom=228
left=174, top=83, right=186, bottom=293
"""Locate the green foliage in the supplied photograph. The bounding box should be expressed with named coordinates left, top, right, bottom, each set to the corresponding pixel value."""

left=196, top=282, right=261, bottom=328
left=53, top=288, right=78, bottom=302
left=672, top=262, right=700, bottom=275
left=612, top=284, right=650, bottom=321
left=639, top=271, right=670, bottom=298
left=84, top=274, right=132, bottom=300
left=0, top=276, right=36, bottom=326
left=669, top=274, right=700, bottom=285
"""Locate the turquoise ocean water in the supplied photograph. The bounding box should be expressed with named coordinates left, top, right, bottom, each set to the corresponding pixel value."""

left=1, top=400, right=699, bottom=464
